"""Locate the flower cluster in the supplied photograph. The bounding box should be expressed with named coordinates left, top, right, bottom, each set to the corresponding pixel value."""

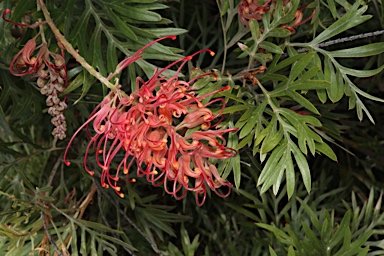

left=238, top=0, right=271, bottom=25
left=10, top=39, right=68, bottom=139
left=280, top=5, right=316, bottom=34
left=238, top=0, right=315, bottom=35
left=4, top=7, right=69, bottom=140
left=64, top=37, right=238, bottom=205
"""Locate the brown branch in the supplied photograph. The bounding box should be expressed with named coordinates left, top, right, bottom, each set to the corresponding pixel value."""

left=77, top=183, right=97, bottom=220
left=41, top=210, right=64, bottom=256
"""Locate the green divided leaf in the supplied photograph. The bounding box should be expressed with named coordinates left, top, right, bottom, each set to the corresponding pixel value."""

left=239, top=102, right=267, bottom=140
left=0, top=106, right=12, bottom=135
left=285, top=147, right=295, bottom=198
left=269, top=247, right=278, bottom=256
left=314, top=141, right=337, bottom=161
left=226, top=203, right=261, bottom=222
left=260, top=127, right=283, bottom=154
left=259, top=41, right=284, bottom=54
left=266, top=27, right=292, bottom=38
left=106, top=7, right=138, bottom=40
left=323, top=56, right=344, bottom=103
left=256, top=222, right=292, bottom=244
left=67, top=0, right=181, bottom=101
left=257, top=142, right=286, bottom=194
left=255, top=104, right=335, bottom=196
left=328, top=42, right=384, bottom=58
left=279, top=108, right=322, bottom=155
left=339, top=65, right=384, bottom=78
left=286, top=91, right=320, bottom=115
left=254, top=115, right=276, bottom=148
left=290, top=142, right=311, bottom=193
left=228, top=131, right=241, bottom=189
left=310, top=3, right=371, bottom=45
left=326, top=0, right=338, bottom=18
left=266, top=53, right=305, bottom=74
left=288, top=52, right=315, bottom=83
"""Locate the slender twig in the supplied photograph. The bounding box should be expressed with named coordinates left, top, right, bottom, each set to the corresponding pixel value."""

left=41, top=210, right=64, bottom=256
left=237, top=29, right=384, bottom=75
left=216, top=0, right=228, bottom=73
left=36, top=1, right=46, bottom=43
left=284, top=29, right=384, bottom=57
left=97, top=187, right=136, bottom=256
left=36, top=0, right=116, bottom=91
left=94, top=180, right=162, bottom=255
left=46, top=153, right=63, bottom=187
left=78, top=183, right=97, bottom=220
left=317, top=30, right=384, bottom=48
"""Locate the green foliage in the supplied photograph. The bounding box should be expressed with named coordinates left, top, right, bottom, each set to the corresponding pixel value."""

left=1, top=0, right=384, bottom=255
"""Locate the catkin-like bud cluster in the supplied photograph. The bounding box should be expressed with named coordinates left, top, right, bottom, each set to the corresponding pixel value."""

left=37, top=66, right=67, bottom=140
left=10, top=40, right=68, bottom=139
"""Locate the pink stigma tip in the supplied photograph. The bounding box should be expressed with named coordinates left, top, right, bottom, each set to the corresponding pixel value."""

left=64, top=161, right=71, bottom=166
left=2, top=9, right=28, bottom=27
left=2, top=9, right=10, bottom=17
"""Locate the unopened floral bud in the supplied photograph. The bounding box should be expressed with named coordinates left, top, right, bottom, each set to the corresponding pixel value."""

left=48, top=106, right=59, bottom=115
left=237, top=42, right=248, bottom=51
left=47, top=84, right=54, bottom=95
left=52, top=125, right=67, bottom=140
left=41, top=84, right=50, bottom=95
left=45, top=94, right=60, bottom=106
left=57, top=76, right=64, bottom=85
left=238, top=0, right=271, bottom=26
left=49, top=71, right=59, bottom=82
left=46, top=95, right=54, bottom=106
left=37, top=77, right=47, bottom=88
left=57, top=85, right=65, bottom=93
left=59, top=69, right=66, bottom=78
left=37, top=65, right=49, bottom=78
left=51, top=115, right=59, bottom=125
left=57, top=113, right=65, bottom=121
left=51, top=113, right=65, bottom=126
left=9, top=39, right=39, bottom=76
left=16, top=57, right=26, bottom=66
left=50, top=81, right=64, bottom=92
left=54, top=54, right=65, bottom=68
left=57, top=101, right=67, bottom=111
left=53, top=95, right=60, bottom=105
left=177, top=108, right=213, bottom=129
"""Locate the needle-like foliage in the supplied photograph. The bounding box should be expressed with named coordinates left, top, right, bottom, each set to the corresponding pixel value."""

left=1, top=0, right=384, bottom=255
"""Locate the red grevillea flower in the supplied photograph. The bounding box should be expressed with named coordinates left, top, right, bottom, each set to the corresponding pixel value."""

left=64, top=36, right=238, bottom=205
left=238, top=0, right=271, bottom=26
left=281, top=5, right=316, bottom=34
left=9, top=40, right=65, bottom=77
